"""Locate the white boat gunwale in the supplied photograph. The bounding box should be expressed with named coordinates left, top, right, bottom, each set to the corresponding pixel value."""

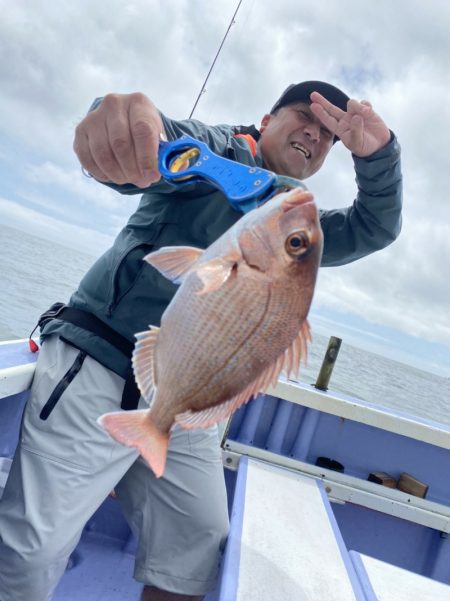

left=269, top=377, right=450, bottom=451
left=223, top=443, right=450, bottom=533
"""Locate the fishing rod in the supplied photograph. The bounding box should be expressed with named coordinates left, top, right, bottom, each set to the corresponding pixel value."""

left=189, top=0, right=244, bottom=119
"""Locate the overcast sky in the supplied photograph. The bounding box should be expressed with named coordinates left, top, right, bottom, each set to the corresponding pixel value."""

left=1, top=0, right=450, bottom=376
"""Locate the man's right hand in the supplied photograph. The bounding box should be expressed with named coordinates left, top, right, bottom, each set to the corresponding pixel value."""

left=73, top=92, right=165, bottom=188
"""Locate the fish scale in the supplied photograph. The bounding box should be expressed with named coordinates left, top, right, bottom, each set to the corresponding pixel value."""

left=156, top=273, right=270, bottom=409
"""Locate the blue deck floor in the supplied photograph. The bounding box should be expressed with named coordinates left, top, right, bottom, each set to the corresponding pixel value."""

left=54, top=532, right=143, bottom=601
left=51, top=494, right=222, bottom=600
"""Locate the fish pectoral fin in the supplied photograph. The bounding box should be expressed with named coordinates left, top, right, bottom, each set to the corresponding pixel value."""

left=133, top=326, right=160, bottom=403
left=195, top=256, right=239, bottom=296
left=144, top=246, right=204, bottom=284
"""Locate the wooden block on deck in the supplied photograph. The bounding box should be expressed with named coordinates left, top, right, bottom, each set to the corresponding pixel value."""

left=397, top=473, right=428, bottom=498
left=218, top=457, right=364, bottom=601
left=367, top=472, right=397, bottom=488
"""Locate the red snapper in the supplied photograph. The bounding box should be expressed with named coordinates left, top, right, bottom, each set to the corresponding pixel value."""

left=99, top=188, right=323, bottom=477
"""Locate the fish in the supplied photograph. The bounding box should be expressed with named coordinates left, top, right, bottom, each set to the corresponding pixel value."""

left=98, top=187, right=323, bottom=477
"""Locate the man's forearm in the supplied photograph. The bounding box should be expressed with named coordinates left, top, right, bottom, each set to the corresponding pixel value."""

left=320, top=133, right=402, bottom=267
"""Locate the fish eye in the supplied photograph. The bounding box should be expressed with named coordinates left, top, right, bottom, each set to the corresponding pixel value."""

left=285, top=231, right=310, bottom=256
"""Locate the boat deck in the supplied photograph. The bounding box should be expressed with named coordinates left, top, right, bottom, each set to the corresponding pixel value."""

left=1, top=339, right=450, bottom=599
left=219, top=457, right=450, bottom=600
left=352, top=553, right=450, bottom=600
left=219, top=457, right=363, bottom=600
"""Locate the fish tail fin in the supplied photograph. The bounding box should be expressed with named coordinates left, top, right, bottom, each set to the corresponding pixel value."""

left=98, top=410, right=169, bottom=478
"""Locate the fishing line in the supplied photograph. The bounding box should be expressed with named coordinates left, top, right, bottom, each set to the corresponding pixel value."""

left=189, top=0, right=244, bottom=119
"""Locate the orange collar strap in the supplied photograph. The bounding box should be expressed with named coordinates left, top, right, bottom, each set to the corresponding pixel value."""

left=234, top=133, right=258, bottom=157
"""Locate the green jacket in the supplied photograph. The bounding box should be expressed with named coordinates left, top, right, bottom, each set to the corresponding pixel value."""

left=42, top=113, right=402, bottom=377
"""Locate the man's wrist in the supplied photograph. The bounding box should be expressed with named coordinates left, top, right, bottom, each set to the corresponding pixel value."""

left=353, top=130, right=396, bottom=161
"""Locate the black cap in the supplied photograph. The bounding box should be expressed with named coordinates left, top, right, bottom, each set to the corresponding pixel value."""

left=270, top=80, right=350, bottom=142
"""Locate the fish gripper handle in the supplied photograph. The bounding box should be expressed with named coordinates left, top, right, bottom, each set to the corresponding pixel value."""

left=158, top=136, right=278, bottom=213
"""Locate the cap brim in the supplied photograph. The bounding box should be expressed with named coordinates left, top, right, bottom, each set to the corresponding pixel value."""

left=271, top=81, right=349, bottom=113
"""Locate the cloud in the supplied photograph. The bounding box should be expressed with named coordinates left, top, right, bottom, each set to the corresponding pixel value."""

left=0, top=197, right=114, bottom=255
left=1, top=0, right=450, bottom=368
left=25, top=161, right=125, bottom=212
left=314, top=216, right=450, bottom=348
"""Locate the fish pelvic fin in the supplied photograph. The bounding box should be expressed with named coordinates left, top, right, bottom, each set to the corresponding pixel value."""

left=98, top=410, right=169, bottom=478
left=144, top=246, right=204, bottom=284
left=175, top=320, right=311, bottom=430
left=133, top=326, right=160, bottom=404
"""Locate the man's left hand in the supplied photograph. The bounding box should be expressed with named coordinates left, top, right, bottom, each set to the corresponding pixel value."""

left=310, top=91, right=391, bottom=157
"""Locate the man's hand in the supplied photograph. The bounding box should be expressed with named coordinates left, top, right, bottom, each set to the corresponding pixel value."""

left=73, top=92, right=166, bottom=188
left=310, top=91, right=391, bottom=157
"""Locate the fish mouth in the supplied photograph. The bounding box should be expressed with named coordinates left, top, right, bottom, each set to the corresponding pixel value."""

left=290, top=141, right=311, bottom=159
left=280, top=189, right=315, bottom=211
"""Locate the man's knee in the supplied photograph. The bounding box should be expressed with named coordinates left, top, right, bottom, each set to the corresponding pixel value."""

left=0, top=538, right=73, bottom=601
left=0, top=530, right=74, bottom=571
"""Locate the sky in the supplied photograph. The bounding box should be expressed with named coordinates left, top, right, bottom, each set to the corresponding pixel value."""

left=1, top=0, right=450, bottom=376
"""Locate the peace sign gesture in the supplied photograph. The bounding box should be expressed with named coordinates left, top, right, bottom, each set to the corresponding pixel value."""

left=310, top=91, right=391, bottom=157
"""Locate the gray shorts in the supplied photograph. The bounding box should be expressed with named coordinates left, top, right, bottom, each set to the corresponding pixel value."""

left=0, top=336, right=229, bottom=600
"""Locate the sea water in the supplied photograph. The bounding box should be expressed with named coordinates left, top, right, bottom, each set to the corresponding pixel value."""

left=1, top=223, right=449, bottom=425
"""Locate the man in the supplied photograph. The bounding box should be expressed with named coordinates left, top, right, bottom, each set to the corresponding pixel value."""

left=0, top=81, right=402, bottom=601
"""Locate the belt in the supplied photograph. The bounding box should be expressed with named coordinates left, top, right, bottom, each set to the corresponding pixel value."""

left=33, top=303, right=140, bottom=410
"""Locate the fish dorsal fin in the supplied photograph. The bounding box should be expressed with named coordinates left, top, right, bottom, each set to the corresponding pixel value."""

left=132, top=326, right=160, bottom=405
left=175, top=320, right=311, bottom=429
left=283, top=320, right=311, bottom=378
left=144, top=246, right=204, bottom=284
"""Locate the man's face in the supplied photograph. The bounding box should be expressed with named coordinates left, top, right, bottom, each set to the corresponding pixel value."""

left=258, top=101, right=334, bottom=179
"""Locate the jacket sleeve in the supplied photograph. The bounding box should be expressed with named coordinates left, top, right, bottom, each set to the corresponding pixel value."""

left=319, top=133, right=402, bottom=267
